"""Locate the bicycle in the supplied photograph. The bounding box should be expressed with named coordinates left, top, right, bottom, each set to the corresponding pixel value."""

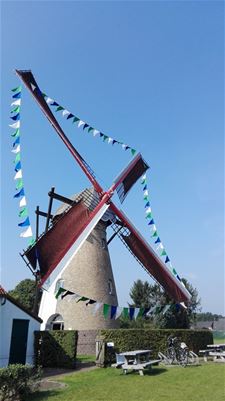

left=166, top=336, right=189, bottom=367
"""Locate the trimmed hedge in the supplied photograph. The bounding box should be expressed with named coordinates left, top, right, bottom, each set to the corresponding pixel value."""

left=0, top=364, right=41, bottom=401
left=98, top=329, right=213, bottom=364
left=34, top=330, right=78, bottom=368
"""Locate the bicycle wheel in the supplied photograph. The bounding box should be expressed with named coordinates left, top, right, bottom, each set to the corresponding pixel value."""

left=166, top=347, right=176, bottom=364
left=178, top=348, right=189, bottom=367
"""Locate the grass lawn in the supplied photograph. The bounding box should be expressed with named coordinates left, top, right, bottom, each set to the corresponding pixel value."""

left=33, top=363, right=225, bottom=401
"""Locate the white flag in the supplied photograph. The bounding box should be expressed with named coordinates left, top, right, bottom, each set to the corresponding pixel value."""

left=20, top=226, right=33, bottom=238
left=141, top=174, right=147, bottom=180
left=9, top=121, right=20, bottom=129
left=122, top=144, right=128, bottom=150
left=145, top=207, right=152, bottom=214
left=143, top=190, right=148, bottom=196
left=31, top=84, right=36, bottom=91
left=150, top=225, right=157, bottom=232
left=92, top=302, right=103, bottom=315
left=11, top=99, right=21, bottom=106
left=11, top=145, right=20, bottom=154
left=62, top=109, right=70, bottom=117
left=162, top=304, right=171, bottom=315
left=46, top=97, right=54, bottom=104
left=108, top=137, right=113, bottom=144
left=180, top=302, right=187, bottom=309
left=93, top=129, right=100, bottom=136
left=78, top=120, right=85, bottom=128
left=115, top=307, right=123, bottom=320
left=134, top=308, right=140, bottom=320
left=19, top=196, right=27, bottom=207
left=14, top=170, right=22, bottom=180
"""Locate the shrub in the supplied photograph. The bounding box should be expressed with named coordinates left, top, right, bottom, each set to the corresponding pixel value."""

left=0, top=364, right=41, bottom=401
left=34, top=330, right=78, bottom=368
left=98, top=328, right=213, bottom=365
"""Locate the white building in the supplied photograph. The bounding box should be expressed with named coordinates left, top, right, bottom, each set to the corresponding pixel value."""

left=0, top=285, right=42, bottom=367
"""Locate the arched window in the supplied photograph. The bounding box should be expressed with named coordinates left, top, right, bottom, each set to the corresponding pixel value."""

left=108, top=279, right=113, bottom=295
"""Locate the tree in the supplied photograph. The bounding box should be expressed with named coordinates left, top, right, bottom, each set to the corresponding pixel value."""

left=8, top=279, right=42, bottom=312
left=127, top=278, right=201, bottom=329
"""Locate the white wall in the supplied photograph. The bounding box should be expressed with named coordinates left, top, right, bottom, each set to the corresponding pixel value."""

left=0, top=299, right=41, bottom=367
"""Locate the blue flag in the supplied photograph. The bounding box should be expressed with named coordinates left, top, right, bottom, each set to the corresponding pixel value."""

left=154, top=237, right=161, bottom=244
left=148, top=219, right=154, bottom=225
left=12, top=92, right=21, bottom=99
left=13, top=137, right=20, bottom=147
left=145, top=201, right=150, bottom=208
left=11, top=113, right=20, bottom=121
left=14, top=188, right=25, bottom=198
left=143, top=185, right=147, bottom=191
left=129, top=308, right=135, bottom=320
left=14, top=161, right=21, bottom=171
left=110, top=305, right=117, bottom=319
left=18, top=217, right=30, bottom=227
left=165, top=256, right=170, bottom=263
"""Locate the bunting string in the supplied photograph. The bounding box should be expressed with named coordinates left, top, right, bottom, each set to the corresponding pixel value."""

left=54, top=286, right=183, bottom=320
left=9, top=86, right=34, bottom=245
left=140, top=173, right=186, bottom=288
left=41, top=92, right=137, bottom=156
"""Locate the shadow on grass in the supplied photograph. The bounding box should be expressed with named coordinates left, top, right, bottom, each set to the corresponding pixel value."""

left=30, top=389, right=61, bottom=400
left=120, top=367, right=168, bottom=376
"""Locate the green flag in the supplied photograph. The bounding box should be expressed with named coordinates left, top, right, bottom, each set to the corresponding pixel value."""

left=14, top=153, right=21, bottom=163
left=143, top=195, right=149, bottom=201
left=161, top=249, right=167, bottom=256
left=19, top=207, right=28, bottom=217
left=55, top=287, right=66, bottom=299
left=151, top=231, right=158, bottom=237
left=16, top=179, right=23, bottom=190
left=28, top=238, right=35, bottom=247
left=145, top=213, right=152, bottom=219
left=137, top=307, right=144, bottom=318
left=11, top=129, right=20, bottom=138
left=11, top=106, right=21, bottom=114
left=55, top=106, right=64, bottom=112
left=141, top=178, right=147, bottom=185
left=103, top=304, right=110, bottom=318
left=123, top=307, right=129, bottom=319
left=12, top=86, right=22, bottom=92
left=73, top=117, right=79, bottom=123
left=103, top=135, right=109, bottom=142
left=77, top=296, right=89, bottom=303
left=88, top=127, right=94, bottom=132
left=173, top=268, right=177, bottom=275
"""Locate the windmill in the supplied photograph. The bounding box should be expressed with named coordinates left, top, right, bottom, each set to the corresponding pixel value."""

left=16, top=70, right=191, bottom=330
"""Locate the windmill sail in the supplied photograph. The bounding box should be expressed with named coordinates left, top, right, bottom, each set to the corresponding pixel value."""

left=110, top=206, right=191, bottom=303
left=25, top=198, right=110, bottom=288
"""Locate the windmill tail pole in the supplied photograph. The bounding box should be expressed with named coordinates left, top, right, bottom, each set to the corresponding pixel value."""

left=15, top=69, right=103, bottom=194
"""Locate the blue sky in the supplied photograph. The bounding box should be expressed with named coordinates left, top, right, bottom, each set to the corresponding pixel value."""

left=1, top=1, right=224, bottom=314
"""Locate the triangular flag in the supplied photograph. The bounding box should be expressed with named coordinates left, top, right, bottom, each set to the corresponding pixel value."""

left=143, top=185, right=147, bottom=191
left=11, top=106, right=20, bottom=113
left=61, top=290, right=75, bottom=299
left=137, top=307, right=145, bottom=318
left=46, top=97, right=54, bottom=104
left=73, top=116, right=79, bottom=123
left=16, top=179, right=23, bottom=190
left=145, top=213, right=152, bottom=219
left=13, top=136, right=20, bottom=147
left=14, top=188, right=25, bottom=198
left=78, top=120, right=85, bottom=128
left=11, top=86, right=22, bottom=92
left=67, top=113, right=74, bottom=120
left=134, top=308, right=140, bottom=320
left=31, top=84, right=36, bottom=91
left=92, top=302, right=103, bottom=315
left=9, top=121, right=20, bottom=129
left=55, top=287, right=66, bottom=299
left=12, top=92, right=21, bottom=99
left=154, top=237, right=161, bottom=244
left=14, top=170, right=22, bottom=180
left=123, top=307, right=129, bottom=318
left=145, top=207, right=152, bottom=214
left=180, top=302, right=187, bottom=310
left=14, top=153, right=21, bottom=163
left=88, top=127, right=94, bottom=133
left=122, top=144, right=129, bottom=151
left=76, top=296, right=89, bottom=303
left=15, top=161, right=21, bottom=171
left=110, top=305, right=117, bottom=319
left=11, top=99, right=21, bottom=106
left=151, top=230, right=158, bottom=238
left=115, top=307, right=123, bottom=319
left=129, top=308, right=135, bottom=320
left=131, top=149, right=136, bottom=156
left=162, top=304, right=171, bottom=315
left=145, top=201, right=150, bottom=208
left=165, top=256, right=170, bottom=263
left=51, top=101, right=59, bottom=107
left=55, top=106, right=64, bottom=112
left=19, top=196, right=27, bottom=207
left=83, top=123, right=89, bottom=130
left=20, top=226, right=33, bottom=238
left=19, top=207, right=28, bottom=218
left=11, top=113, right=20, bottom=121
left=11, top=145, right=20, bottom=154
left=62, top=109, right=70, bottom=117
left=103, top=135, right=108, bottom=142
left=103, top=304, right=110, bottom=318
left=18, top=217, right=30, bottom=227
left=173, top=268, right=177, bottom=275
left=108, top=137, right=113, bottom=144
left=11, top=129, right=20, bottom=138
left=93, top=129, right=100, bottom=136
left=143, top=190, right=148, bottom=197
left=160, top=249, right=167, bottom=256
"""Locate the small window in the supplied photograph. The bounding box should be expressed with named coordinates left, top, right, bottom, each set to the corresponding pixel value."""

left=108, top=279, right=113, bottom=295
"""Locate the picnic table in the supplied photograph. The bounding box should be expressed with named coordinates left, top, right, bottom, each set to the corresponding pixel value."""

left=118, top=350, right=160, bottom=376
left=199, top=344, right=225, bottom=362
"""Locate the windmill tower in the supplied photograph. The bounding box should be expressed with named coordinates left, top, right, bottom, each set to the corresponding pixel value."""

left=39, top=188, right=119, bottom=330
left=17, top=69, right=191, bottom=332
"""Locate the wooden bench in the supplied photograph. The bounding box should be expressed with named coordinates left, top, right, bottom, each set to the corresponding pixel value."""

left=122, top=359, right=161, bottom=376
left=199, top=350, right=211, bottom=362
